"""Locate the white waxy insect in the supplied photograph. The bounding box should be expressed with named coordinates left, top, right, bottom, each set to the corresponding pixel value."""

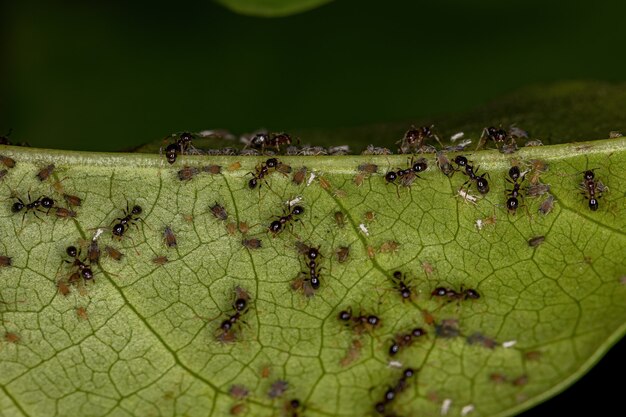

left=387, top=360, right=403, bottom=368
left=441, top=399, right=452, bottom=416
left=92, top=228, right=104, bottom=241
left=450, top=132, right=465, bottom=142
left=359, top=223, right=369, bottom=236
left=286, top=196, right=303, bottom=207
left=458, top=189, right=478, bottom=204
left=306, top=172, right=316, bottom=187
left=461, top=404, right=475, bottom=416
left=502, top=340, right=517, bottom=348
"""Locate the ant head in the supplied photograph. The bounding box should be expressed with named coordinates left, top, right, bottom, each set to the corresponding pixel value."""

left=131, top=205, right=142, bottom=215
left=584, top=170, right=595, bottom=181
left=179, top=132, right=193, bottom=142
left=509, top=166, right=521, bottom=181
left=292, top=206, right=304, bottom=216
left=66, top=246, right=78, bottom=257
left=269, top=220, right=282, bottom=234
left=338, top=309, right=352, bottom=321
left=266, top=158, right=278, bottom=168
left=454, top=156, right=468, bottom=166
left=385, top=171, right=397, bottom=183
left=112, top=223, right=124, bottom=236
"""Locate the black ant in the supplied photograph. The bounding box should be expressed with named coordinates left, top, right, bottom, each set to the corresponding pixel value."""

left=64, top=246, right=94, bottom=280
left=397, top=125, right=442, bottom=153
left=164, top=132, right=195, bottom=164
left=388, top=328, right=426, bottom=356
left=431, top=286, right=480, bottom=301
left=303, top=246, right=322, bottom=290
left=374, top=368, right=416, bottom=415
left=217, top=287, right=251, bottom=342
left=390, top=271, right=413, bottom=301
left=477, top=126, right=522, bottom=151
left=505, top=166, right=526, bottom=213
left=338, top=307, right=380, bottom=333
left=579, top=170, right=606, bottom=211
left=269, top=205, right=304, bottom=235
left=453, top=155, right=489, bottom=194
left=385, top=157, right=428, bottom=193
left=248, top=158, right=291, bottom=189
left=249, top=132, right=294, bottom=153
left=112, top=204, right=143, bottom=237
left=11, top=194, right=55, bottom=221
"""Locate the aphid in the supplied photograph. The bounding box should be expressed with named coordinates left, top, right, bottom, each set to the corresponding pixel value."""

left=248, top=158, right=290, bottom=189
left=388, top=327, right=427, bottom=356
left=489, top=373, right=509, bottom=384
left=201, top=164, right=222, bottom=175
left=76, top=306, right=89, bottom=321
left=334, top=211, right=346, bottom=228
left=431, top=286, right=480, bottom=301
left=210, top=202, right=228, bottom=221
left=579, top=169, right=605, bottom=211
left=379, top=240, right=400, bottom=254
left=354, top=163, right=378, bottom=186
left=229, top=384, right=249, bottom=400
left=57, top=279, right=70, bottom=296
left=112, top=204, right=142, bottom=237
left=512, top=375, right=529, bottom=387
left=0, top=255, right=12, bottom=267
left=436, top=151, right=455, bottom=176
left=335, top=246, right=350, bottom=263
left=538, top=194, right=555, bottom=215
left=177, top=166, right=199, bottom=181
left=105, top=245, right=124, bottom=261
left=397, top=125, right=442, bottom=153
left=242, top=238, right=262, bottom=250
left=0, top=169, right=7, bottom=180
left=528, top=159, right=548, bottom=185
left=228, top=161, right=242, bottom=171
left=434, top=318, right=460, bottom=338
left=229, top=403, right=246, bottom=415
left=152, top=256, right=169, bottom=265
left=466, top=332, right=498, bottom=349
left=291, top=275, right=315, bottom=298
left=318, top=176, right=332, bottom=190
left=88, top=239, right=100, bottom=264
left=238, top=222, right=250, bottom=234
left=524, top=350, right=542, bottom=361
left=55, top=207, right=77, bottom=219
left=340, top=338, right=363, bottom=367
left=11, top=194, right=55, bottom=220
left=505, top=165, right=525, bottom=213
left=526, top=183, right=551, bottom=197
left=63, top=193, right=82, bottom=207
left=260, top=365, right=271, bottom=379
left=364, top=211, right=375, bottom=222
left=164, top=226, right=177, bottom=248
left=269, top=205, right=304, bottom=235
left=453, top=155, right=489, bottom=194
left=0, top=155, right=16, bottom=168
left=268, top=379, right=289, bottom=399
left=292, top=167, right=308, bottom=185
left=64, top=246, right=94, bottom=280
left=528, top=236, right=545, bottom=247
left=36, top=164, right=55, bottom=181
left=4, top=332, right=20, bottom=343
left=391, top=271, right=413, bottom=301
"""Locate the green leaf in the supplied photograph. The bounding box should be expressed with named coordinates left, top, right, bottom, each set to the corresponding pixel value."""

left=1, top=136, right=626, bottom=417
left=214, top=0, right=333, bottom=17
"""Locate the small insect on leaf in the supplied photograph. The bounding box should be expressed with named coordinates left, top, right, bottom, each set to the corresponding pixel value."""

left=242, top=238, right=262, bottom=250
left=4, top=332, right=20, bottom=343
left=55, top=208, right=77, bottom=219
left=0, top=169, right=8, bottom=180
left=227, top=161, right=241, bottom=171
left=63, top=193, right=82, bottom=207
left=0, top=255, right=12, bottom=267
left=105, top=245, right=124, bottom=261
left=152, top=256, right=169, bottom=265
left=378, top=239, right=399, bottom=254
left=88, top=240, right=100, bottom=264
left=210, top=202, right=228, bottom=221
left=292, top=167, right=307, bottom=185
left=36, top=164, right=55, bottom=181
left=268, top=380, right=289, bottom=399
left=229, top=384, right=249, bottom=400
left=178, top=166, right=199, bottom=181
left=76, top=306, right=89, bottom=321
left=334, top=211, right=346, bottom=228
left=0, top=155, right=16, bottom=169
left=335, top=246, right=350, bottom=263
left=528, top=236, right=545, bottom=247
left=57, top=279, right=70, bottom=296
left=202, top=164, right=222, bottom=175
left=164, top=226, right=177, bottom=248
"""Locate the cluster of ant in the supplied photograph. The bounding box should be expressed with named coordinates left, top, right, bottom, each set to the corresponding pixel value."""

left=580, top=169, right=607, bottom=211
left=338, top=307, right=381, bottom=334
left=384, top=157, right=428, bottom=191
left=163, top=132, right=195, bottom=164
left=249, top=158, right=292, bottom=189
left=216, top=287, right=251, bottom=343
left=12, top=193, right=77, bottom=220
left=374, top=368, right=417, bottom=417
left=431, top=286, right=480, bottom=301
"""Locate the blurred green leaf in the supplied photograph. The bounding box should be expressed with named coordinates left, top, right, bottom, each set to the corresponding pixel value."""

left=214, top=0, right=333, bottom=17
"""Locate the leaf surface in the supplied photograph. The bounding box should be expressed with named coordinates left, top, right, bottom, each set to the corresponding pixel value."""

left=1, top=138, right=626, bottom=417
left=214, top=0, right=333, bottom=17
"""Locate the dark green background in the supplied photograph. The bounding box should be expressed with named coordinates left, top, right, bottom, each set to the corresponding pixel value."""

left=2, top=1, right=625, bottom=415
left=2, top=0, right=626, bottom=150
